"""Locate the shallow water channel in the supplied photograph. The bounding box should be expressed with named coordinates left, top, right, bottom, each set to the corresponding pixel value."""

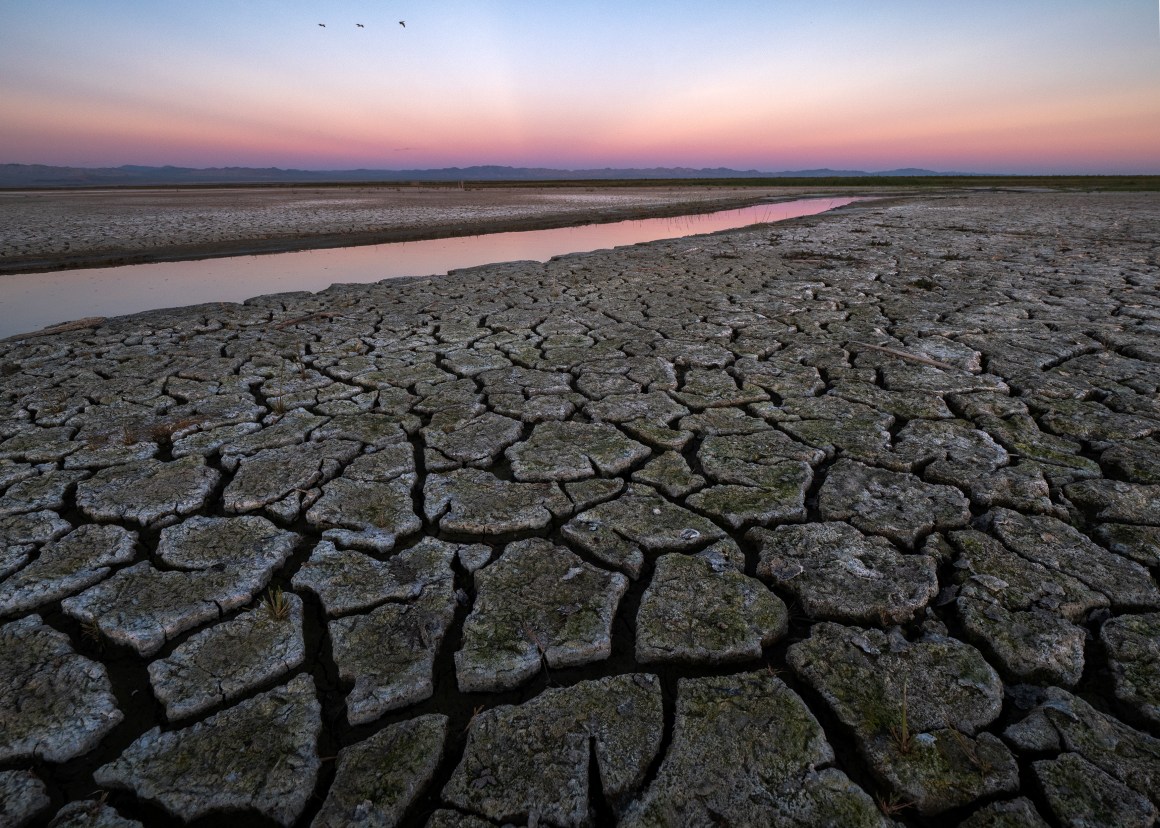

left=0, top=196, right=861, bottom=338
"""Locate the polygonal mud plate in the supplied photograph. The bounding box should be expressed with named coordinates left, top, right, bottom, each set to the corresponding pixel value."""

left=76, top=456, right=219, bottom=526
left=330, top=586, right=456, bottom=724
left=0, top=768, right=50, bottom=827
left=456, top=539, right=627, bottom=692
left=148, top=592, right=306, bottom=721
left=312, top=714, right=448, bottom=828
left=424, top=468, right=572, bottom=536
left=818, top=459, right=970, bottom=548
left=444, top=674, right=663, bottom=825
left=621, top=672, right=885, bottom=827
left=0, top=523, right=137, bottom=616
left=94, top=674, right=321, bottom=828
left=506, top=420, right=650, bottom=481
left=750, top=521, right=938, bottom=625
left=0, top=615, right=122, bottom=763
left=636, top=553, right=787, bottom=663
left=292, top=537, right=455, bottom=618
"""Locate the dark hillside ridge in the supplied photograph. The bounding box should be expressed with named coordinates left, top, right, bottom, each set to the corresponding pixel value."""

left=0, top=163, right=961, bottom=188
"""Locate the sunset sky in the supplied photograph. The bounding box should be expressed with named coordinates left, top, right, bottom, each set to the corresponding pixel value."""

left=2, top=0, right=1158, bottom=174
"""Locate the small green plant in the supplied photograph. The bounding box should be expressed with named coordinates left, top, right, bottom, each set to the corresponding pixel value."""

left=296, top=344, right=308, bottom=379
left=268, top=355, right=289, bottom=416
left=888, top=682, right=913, bottom=754
left=262, top=587, right=292, bottom=621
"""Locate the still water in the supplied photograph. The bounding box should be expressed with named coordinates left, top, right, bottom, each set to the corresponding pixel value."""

left=0, top=196, right=861, bottom=338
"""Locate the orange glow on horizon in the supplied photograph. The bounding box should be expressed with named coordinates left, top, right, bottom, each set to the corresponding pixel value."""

left=2, top=0, right=1158, bottom=176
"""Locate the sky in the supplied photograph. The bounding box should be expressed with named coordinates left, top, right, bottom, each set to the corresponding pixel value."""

left=2, top=1, right=1159, bottom=174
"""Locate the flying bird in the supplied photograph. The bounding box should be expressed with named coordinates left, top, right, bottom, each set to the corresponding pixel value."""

left=356, top=23, right=364, bottom=27
left=318, top=23, right=326, bottom=27
left=398, top=20, right=405, bottom=27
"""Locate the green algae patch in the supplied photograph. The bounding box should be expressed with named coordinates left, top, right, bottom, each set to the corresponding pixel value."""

left=621, top=672, right=885, bottom=827
left=456, top=539, right=627, bottom=692
left=636, top=553, right=787, bottom=663
left=445, top=674, right=662, bottom=826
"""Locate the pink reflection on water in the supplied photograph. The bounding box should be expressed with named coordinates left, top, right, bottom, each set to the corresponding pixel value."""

left=1, top=197, right=861, bottom=337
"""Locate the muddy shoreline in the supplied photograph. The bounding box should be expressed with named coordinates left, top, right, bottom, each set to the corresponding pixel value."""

left=0, top=186, right=879, bottom=275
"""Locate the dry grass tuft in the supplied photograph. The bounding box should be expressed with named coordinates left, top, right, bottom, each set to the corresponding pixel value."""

left=262, top=587, right=293, bottom=621
left=888, top=682, right=913, bottom=755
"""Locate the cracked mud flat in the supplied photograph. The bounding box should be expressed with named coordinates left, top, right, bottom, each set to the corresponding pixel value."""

left=1, top=191, right=1159, bottom=827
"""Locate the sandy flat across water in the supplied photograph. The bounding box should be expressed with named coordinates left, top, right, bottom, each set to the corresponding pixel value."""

left=0, top=184, right=849, bottom=273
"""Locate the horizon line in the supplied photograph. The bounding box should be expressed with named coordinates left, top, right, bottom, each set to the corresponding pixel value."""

left=6, top=161, right=1160, bottom=177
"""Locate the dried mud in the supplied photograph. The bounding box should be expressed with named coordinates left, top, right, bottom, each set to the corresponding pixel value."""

left=1, top=191, right=1159, bottom=827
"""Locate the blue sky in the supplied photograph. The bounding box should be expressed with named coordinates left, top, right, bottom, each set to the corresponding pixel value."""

left=2, top=0, right=1158, bottom=172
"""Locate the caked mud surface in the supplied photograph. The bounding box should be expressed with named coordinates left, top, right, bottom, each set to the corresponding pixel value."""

left=0, top=185, right=816, bottom=274
left=1, top=191, right=1159, bottom=827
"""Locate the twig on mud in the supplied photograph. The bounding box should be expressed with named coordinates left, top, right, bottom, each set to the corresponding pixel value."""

left=523, top=624, right=553, bottom=684
left=876, top=793, right=914, bottom=817
left=943, top=716, right=993, bottom=774
left=848, top=341, right=957, bottom=371
left=463, top=704, right=485, bottom=735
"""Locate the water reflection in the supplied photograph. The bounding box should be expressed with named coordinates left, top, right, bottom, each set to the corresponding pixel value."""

left=0, top=196, right=861, bottom=337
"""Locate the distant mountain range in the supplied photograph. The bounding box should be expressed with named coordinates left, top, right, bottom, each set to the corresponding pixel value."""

left=0, top=163, right=967, bottom=188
